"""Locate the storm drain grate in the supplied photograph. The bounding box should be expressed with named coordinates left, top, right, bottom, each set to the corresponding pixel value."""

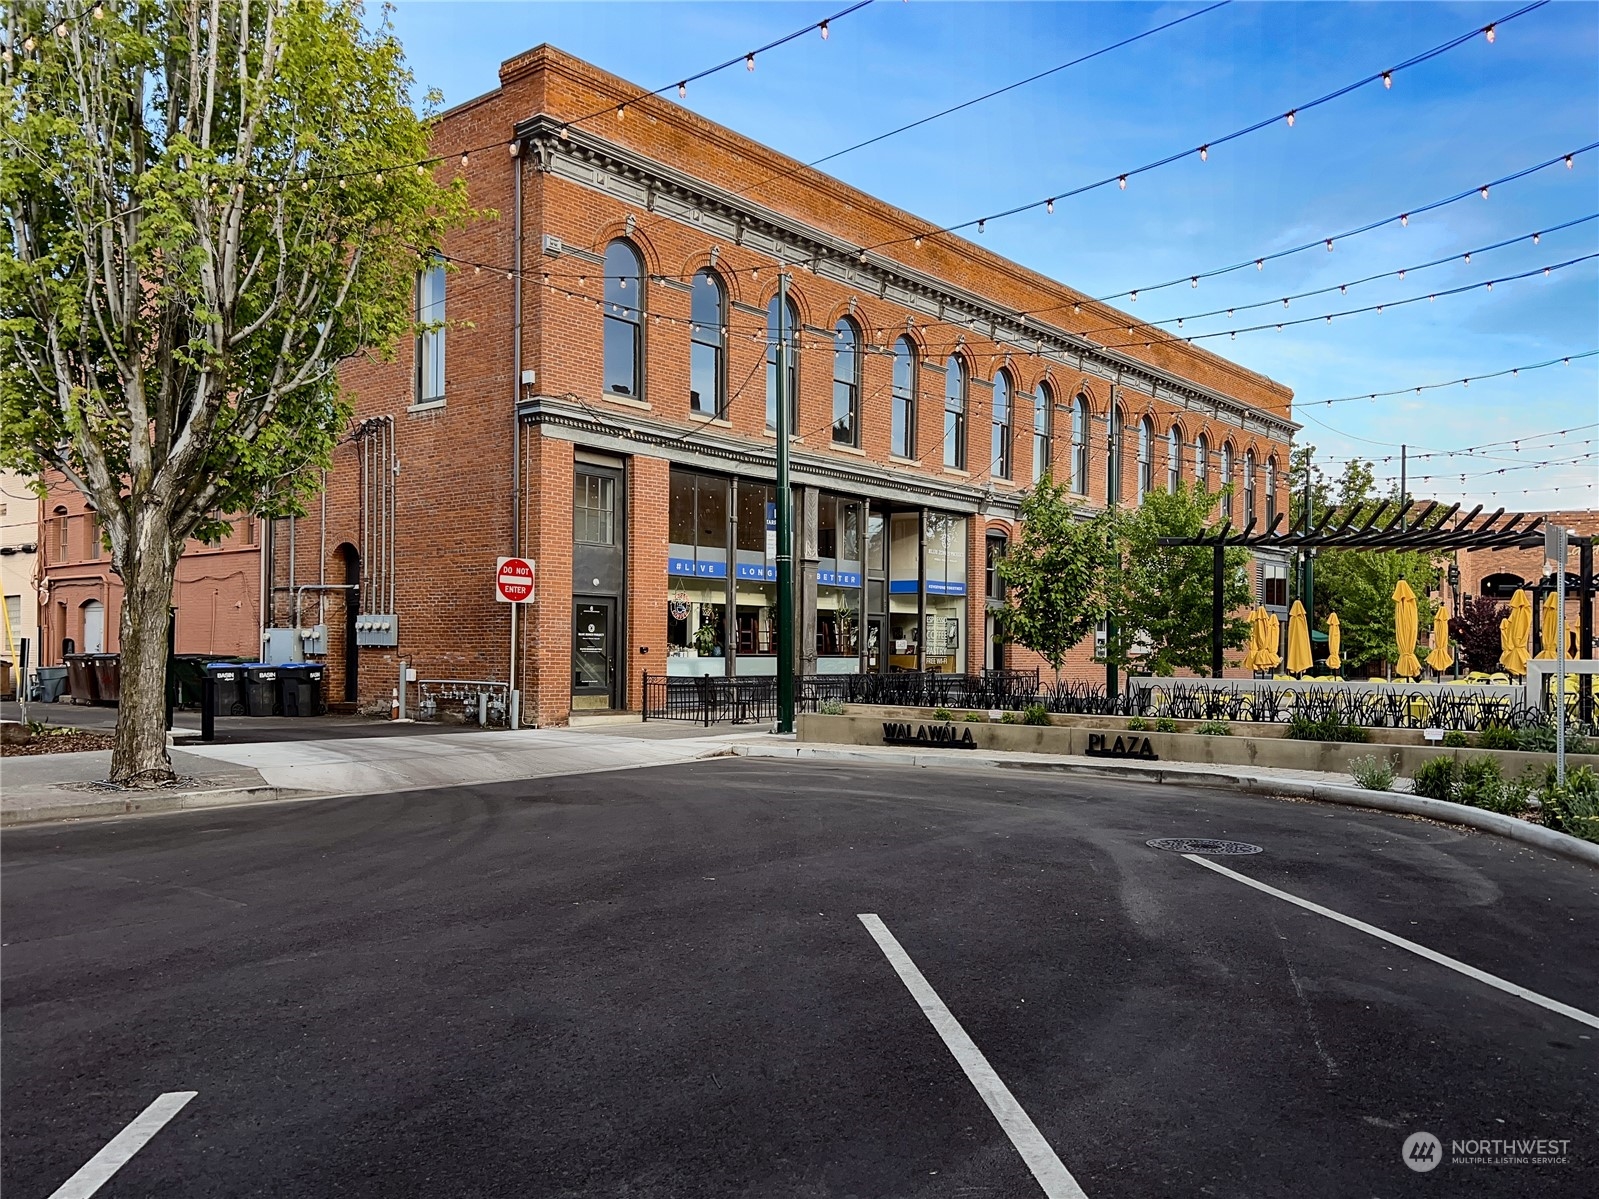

left=1146, top=837, right=1263, bottom=855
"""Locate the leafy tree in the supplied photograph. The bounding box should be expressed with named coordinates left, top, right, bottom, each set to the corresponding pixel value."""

left=1451, top=595, right=1506, bottom=673
left=2, top=0, right=469, bottom=783
left=1103, top=482, right=1252, bottom=676
left=995, top=475, right=1113, bottom=686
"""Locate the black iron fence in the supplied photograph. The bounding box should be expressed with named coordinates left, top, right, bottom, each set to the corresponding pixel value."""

left=641, top=671, right=1592, bottom=736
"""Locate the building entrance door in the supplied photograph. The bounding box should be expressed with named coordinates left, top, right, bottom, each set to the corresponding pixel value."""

left=572, top=597, right=617, bottom=710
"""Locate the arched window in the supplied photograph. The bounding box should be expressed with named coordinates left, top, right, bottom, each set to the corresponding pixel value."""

left=415, top=260, right=446, bottom=404
left=602, top=240, right=644, bottom=399
left=832, top=317, right=861, bottom=446
left=1221, top=442, right=1235, bottom=521
left=1108, top=404, right=1124, bottom=505
left=891, top=337, right=917, bottom=458
left=689, top=269, right=725, bottom=416
left=1136, top=416, right=1154, bottom=501
left=1032, top=380, right=1053, bottom=483
left=1195, top=432, right=1210, bottom=488
left=765, top=293, right=798, bottom=432
left=991, top=369, right=1014, bottom=480
left=1244, top=449, right=1258, bottom=525
left=1071, top=396, right=1089, bottom=494
left=1167, top=426, right=1182, bottom=494
left=1266, top=456, right=1278, bottom=528
left=944, top=356, right=967, bottom=470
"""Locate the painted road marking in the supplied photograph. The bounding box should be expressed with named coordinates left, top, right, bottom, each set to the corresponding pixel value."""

left=858, top=914, right=1088, bottom=1199
left=1184, top=854, right=1599, bottom=1031
left=46, top=1091, right=197, bottom=1199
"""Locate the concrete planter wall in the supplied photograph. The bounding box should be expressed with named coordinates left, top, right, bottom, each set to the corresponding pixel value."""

left=798, top=712, right=1599, bottom=780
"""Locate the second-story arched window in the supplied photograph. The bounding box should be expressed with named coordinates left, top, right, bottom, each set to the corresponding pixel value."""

left=832, top=317, right=861, bottom=446
left=891, top=337, right=917, bottom=458
left=1195, top=432, right=1210, bottom=489
left=992, top=369, right=1013, bottom=480
left=1108, top=404, right=1124, bottom=505
left=603, top=240, right=644, bottom=399
left=1167, top=426, right=1182, bottom=493
left=1221, top=442, right=1235, bottom=521
left=765, top=293, right=798, bottom=432
left=1137, top=416, right=1154, bottom=501
left=690, top=269, right=725, bottom=417
left=1266, top=455, right=1278, bottom=527
left=1244, top=449, right=1258, bottom=525
left=1033, top=380, right=1053, bottom=483
left=1071, top=395, right=1089, bottom=494
left=944, top=356, right=967, bottom=470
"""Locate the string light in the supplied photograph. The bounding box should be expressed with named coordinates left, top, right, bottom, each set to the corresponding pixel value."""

left=1480, top=185, right=1490, bottom=199
left=1400, top=213, right=1410, bottom=227
left=819, top=20, right=829, bottom=39
left=1533, top=232, right=1541, bottom=244
left=1325, top=239, right=1334, bottom=252
left=679, top=83, right=687, bottom=99
left=460, top=152, right=469, bottom=167
left=1566, top=154, right=1575, bottom=168
left=616, top=104, right=625, bottom=121
left=1046, top=198, right=1054, bottom=214
left=1118, top=175, right=1127, bottom=190
left=1254, top=259, right=1263, bottom=271
left=1285, top=110, right=1296, bottom=127
left=1485, top=24, right=1496, bottom=42
left=1190, top=277, right=1199, bottom=288
left=1199, top=145, right=1209, bottom=162
left=746, top=53, right=755, bottom=71
left=1382, top=71, right=1392, bottom=88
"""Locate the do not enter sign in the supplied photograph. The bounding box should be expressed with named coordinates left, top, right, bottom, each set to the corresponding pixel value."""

left=495, top=556, right=536, bottom=603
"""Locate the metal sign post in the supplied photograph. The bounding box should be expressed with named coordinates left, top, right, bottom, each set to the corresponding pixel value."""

left=776, top=271, right=795, bottom=734
left=496, top=556, right=535, bottom=730
left=1547, top=524, right=1568, bottom=784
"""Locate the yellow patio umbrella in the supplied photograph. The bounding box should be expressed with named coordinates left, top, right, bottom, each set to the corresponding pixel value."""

left=1254, top=606, right=1282, bottom=671
left=1393, top=579, right=1422, bottom=678
left=1534, top=591, right=1561, bottom=659
left=1426, top=605, right=1454, bottom=673
left=1325, top=613, right=1342, bottom=671
left=1499, top=589, right=1533, bottom=676
left=1286, top=600, right=1313, bottom=675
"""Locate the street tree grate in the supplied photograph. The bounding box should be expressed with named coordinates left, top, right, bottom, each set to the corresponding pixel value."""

left=1146, top=837, right=1263, bottom=855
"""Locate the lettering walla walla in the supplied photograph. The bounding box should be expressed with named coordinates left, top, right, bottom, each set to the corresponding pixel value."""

left=882, top=721, right=978, bottom=749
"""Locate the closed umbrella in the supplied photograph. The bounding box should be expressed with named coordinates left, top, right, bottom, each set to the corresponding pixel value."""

left=1393, top=579, right=1422, bottom=678
left=1286, top=600, right=1313, bottom=675
left=1426, top=605, right=1454, bottom=673
left=1500, top=589, right=1533, bottom=676
left=1535, top=591, right=1561, bottom=659
left=1255, top=606, right=1282, bottom=671
left=1326, top=613, right=1342, bottom=672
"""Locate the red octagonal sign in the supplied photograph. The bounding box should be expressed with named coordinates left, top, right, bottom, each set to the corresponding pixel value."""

left=495, top=556, right=536, bottom=604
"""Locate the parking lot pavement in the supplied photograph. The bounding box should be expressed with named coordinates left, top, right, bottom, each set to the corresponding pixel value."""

left=2, top=758, right=1595, bottom=1197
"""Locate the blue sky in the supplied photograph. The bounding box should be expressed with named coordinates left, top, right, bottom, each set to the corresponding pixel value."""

left=389, top=0, right=1599, bottom=509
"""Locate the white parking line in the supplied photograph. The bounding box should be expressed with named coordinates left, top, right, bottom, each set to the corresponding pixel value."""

left=858, top=914, right=1089, bottom=1199
left=1184, top=854, right=1599, bottom=1030
left=46, top=1091, right=197, bottom=1199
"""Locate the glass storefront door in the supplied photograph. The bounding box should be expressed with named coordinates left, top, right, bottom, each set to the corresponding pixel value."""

left=572, top=597, right=617, bottom=709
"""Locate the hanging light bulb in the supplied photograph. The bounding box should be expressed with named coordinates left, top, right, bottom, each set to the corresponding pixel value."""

left=1282, top=297, right=1290, bottom=308
left=1340, top=285, right=1347, bottom=295
left=1484, top=24, right=1496, bottom=43
left=416, top=164, right=426, bottom=175
left=746, top=53, right=755, bottom=71
left=1544, top=267, right=1551, bottom=277
left=1129, top=291, right=1137, bottom=302
left=1463, top=252, right=1471, bottom=264
left=1230, top=332, right=1236, bottom=340
left=1325, top=239, right=1333, bottom=252
left=559, top=125, right=569, bottom=141
left=1566, top=154, right=1575, bottom=169
left=678, top=82, right=686, bottom=99
left=1382, top=71, right=1392, bottom=88
left=1072, top=303, right=1080, bottom=314
left=1485, top=281, right=1493, bottom=291
left=1377, top=305, right=1384, bottom=314
left=1533, top=232, right=1540, bottom=245
left=375, top=171, right=384, bottom=184
left=1177, top=318, right=1184, bottom=328
left=819, top=19, right=829, bottom=39
left=1429, top=295, right=1435, bottom=303
left=616, top=103, right=625, bottom=120
left=977, top=219, right=985, bottom=233
left=1046, top=198, right=1054, bottom=214
left=1479, top=185, right=1489, bottom=199
left=473, top=265, right=481, bottom=275
left=1199, top=145, right=1209, bottom=162
left=1254, top=259, right=1263, bottom=271
left=1190, top=277, right=1198, bottom=288
left=301, top=179, right=310, bottom=191
left=1398, top=269, right=1405, bottom=280
left=913, top=235, right=922, bottom=248
left=1400, top=213, right=1409, bottom=227
left=751, top=267, right=759, bottom=280
left=1118, top=175, right=1127, bottom=190
left=1226, top=308, right=1234, bottom=318
left=1285, top=110, right=1296, bottom=127
left=23, top=35, right=36, bottom=52
left=55, top=22, right=67, bottom=37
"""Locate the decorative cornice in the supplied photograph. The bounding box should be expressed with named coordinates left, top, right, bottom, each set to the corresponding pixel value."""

left=518, top=117, right=1299, bottom=443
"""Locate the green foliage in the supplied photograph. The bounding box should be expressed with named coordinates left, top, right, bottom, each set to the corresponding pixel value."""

left=1194, top=720, right=1232, bottom=736
left=932, top=707, right=954, bottom=720
left=1103, top=483, right=1252, bottom=677
left=1442, top=730, right=1470, bottom=748
left=1477, top=726, right=1520, bottom=751
left=1540, top=766, right=1599, bottom=843
left=1349, top=754, right=1397, bottom=791
left=1285, top=714, right=1369, bottom=744
left=1125, top=717, right=1149, bottom=731
left=1410, top=756, right=1457, bottom=801
left=1021, top=703, right=1051, bottom=726
left=1000, top=711, right=1022, bottom=725
left=964, top=712, right=985, bottom=723
left=818, top=700, right=846, bottom=716
left=1154, top=716, right=1179, bottom=734
left=1511, top=725, right=1594, bottom=755
left=995, top=476, right=1113, bottom=684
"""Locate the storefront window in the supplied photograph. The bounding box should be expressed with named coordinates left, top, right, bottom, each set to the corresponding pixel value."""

left=667, top=470, right=730, bottom=675
left=924, top=513, right=968, bottom=673
left=888, top=513, right=921, bottom=669
left=817, top=495, right=863, bottom=670
left=734, top=481, right=777, bottom=673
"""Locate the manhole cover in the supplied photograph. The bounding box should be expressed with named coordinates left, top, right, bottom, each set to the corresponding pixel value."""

left=1146, top=837, right=1263, bottom=855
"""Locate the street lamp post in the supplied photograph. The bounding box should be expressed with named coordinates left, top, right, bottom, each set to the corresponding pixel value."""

left=775, top=270, right=795, bottom=734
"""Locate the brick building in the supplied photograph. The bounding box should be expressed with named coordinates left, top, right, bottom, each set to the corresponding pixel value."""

left=269, top=45, right=1297, bottom=724
left=37, top=478, right=262, bottom=668
left=1454, top=508, right=1597, bottom=654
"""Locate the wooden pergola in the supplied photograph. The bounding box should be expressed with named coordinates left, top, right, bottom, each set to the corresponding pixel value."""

left=1159, top=501, right=1596, bottom=721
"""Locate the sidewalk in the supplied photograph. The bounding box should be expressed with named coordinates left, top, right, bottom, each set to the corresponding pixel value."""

left=2, top=725, right=766, bottom=826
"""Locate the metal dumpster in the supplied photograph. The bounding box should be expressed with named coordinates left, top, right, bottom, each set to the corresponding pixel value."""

left=32, top=665, right=69, bottom=703
left=205, top=663, right=247, bottom=716
left=64, top=653, right=99, bottom=703
left=242, top=664, right=282, bottom=716
left=278, top=664, right=326, bottom=717
left=92, top=653, right=121, bottom=704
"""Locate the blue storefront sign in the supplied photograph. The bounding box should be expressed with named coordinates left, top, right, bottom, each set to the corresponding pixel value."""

left=668, top=557, right=727, bottom=579
left=889, top=579, right=966, bottom=596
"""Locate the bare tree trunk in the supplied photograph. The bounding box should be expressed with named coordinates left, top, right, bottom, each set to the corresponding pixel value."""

left=110, top=509, right=178, bottom=786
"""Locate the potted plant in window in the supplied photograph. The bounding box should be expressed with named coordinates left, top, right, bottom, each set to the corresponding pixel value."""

left=694, top=622, right=720, bottom=657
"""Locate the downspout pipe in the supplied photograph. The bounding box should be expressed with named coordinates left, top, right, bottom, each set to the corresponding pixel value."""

left=510, top=136, right=524, bottom=727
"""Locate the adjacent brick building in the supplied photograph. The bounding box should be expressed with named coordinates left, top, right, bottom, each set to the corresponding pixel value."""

left=269, top=45, right=1298, bottom=724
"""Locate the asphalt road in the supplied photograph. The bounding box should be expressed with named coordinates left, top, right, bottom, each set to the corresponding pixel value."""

left=3, top=759, right=1596, bottom=1197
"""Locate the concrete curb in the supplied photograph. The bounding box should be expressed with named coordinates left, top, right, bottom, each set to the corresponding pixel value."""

left=732, top=743, right=1599, bottom=868
left=1, top=785, right=312, bottom=827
